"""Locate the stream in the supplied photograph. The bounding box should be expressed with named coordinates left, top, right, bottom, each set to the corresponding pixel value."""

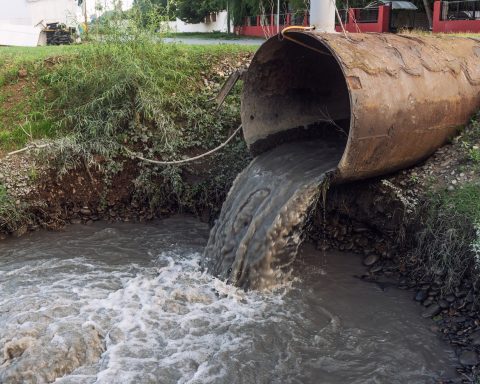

left=0, top=216, right=456, bottom=383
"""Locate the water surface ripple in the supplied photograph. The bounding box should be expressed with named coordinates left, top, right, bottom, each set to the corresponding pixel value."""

left=0, top=217, right=455, bottom=383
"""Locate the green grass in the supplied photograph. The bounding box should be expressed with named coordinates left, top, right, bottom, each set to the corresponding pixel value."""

left=440, top=183, right=480, bottom=223
left=0, top=45, right=82, bottom=153
left=410, top=183, right=480, bottom=292
left=409, top=115, right=480, bottom=292
left=41, top=39, right=253, bottom=211
left=0, top=45, right=79, bottom=68
left=0, top=37, right=254, bottom=215
left=0, top=42, right=254, bottom=154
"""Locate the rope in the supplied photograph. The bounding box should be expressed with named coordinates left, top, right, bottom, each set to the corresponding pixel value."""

left=331, top=0, right=351, bottom=40
left=124, top=124, right=243, bottom=166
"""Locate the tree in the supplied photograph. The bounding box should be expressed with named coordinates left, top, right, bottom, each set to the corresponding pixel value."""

left=176, top=0, right=226, bottom=23
left=133, top=0, right=176, bottom=22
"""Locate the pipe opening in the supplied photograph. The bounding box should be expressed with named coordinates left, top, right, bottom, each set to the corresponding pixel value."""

left=242, top=33, right=351, bottom=158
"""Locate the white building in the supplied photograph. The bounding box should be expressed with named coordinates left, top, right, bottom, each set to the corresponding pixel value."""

left=167, top=11, right=229, bottom=34
left=0, top=0, right=81, bottom=27
left=0, top=0, right=82, bottom=46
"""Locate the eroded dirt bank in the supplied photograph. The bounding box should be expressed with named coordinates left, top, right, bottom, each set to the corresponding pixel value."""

left=307, top=115, right=480, bottom=382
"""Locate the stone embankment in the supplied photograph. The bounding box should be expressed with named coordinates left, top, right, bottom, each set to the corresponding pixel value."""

left=308, top=116, right=480, bottom=382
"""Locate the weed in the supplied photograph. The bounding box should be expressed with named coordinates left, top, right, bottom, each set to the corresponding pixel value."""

left=0, top=184, right=29, bottom=232
left=469, top=147, right=480, bottom=164
left=409, top=183, right=480, bottom=292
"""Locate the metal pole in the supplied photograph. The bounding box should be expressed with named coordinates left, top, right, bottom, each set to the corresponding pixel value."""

left=84, top=0, right=89, bottom=35
left=310, top=0, right=335, bottom=32
left=277, top=0, right=280, bottom=33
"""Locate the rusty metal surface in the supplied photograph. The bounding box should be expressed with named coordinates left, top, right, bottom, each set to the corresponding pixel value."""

left=241, top=32, right=480, bottom=182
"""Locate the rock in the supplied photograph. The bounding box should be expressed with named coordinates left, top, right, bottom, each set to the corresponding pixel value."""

left=71, top=218, right=82, bottom=225
left=469, top=330, right=480, bottom=346
left=466, top=291, right=474, bottom=303
left=415, top=290, right=428, bottom=302
left=18, top=68, right=28, bottom=78
left=459, top=350, right=479, bottom=366
left=353, top=227, right=368, bottom=233
left=446, top=294, right=456, bottom=303
left=369, top=264, right=383, bottom=274
left=80, top=207, right=91, bottom=215
left=422, top=304, right=441, bottom=318
left=423, top=298, right=433, bottom=307
left=439, top=299, right=450, bottom=309
left=363, top=254, right=379, bottom=266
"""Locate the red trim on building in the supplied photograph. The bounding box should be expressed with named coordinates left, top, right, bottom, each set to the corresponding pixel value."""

left=433, top=1, right=480, bottom=33
left=235, top=7, right=390, bottom=37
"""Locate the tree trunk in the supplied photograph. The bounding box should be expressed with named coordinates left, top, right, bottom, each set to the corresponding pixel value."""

left=227, top=1, right=231, bottom=34
left=423, top=0, right=433, bottom=29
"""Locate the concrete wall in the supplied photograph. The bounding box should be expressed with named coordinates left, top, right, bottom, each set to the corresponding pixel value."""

left=0, top=0, right=80, bottom=26
left=0, top=0, right=31, bottom=25
left=167, top=11, right=228, bottom=33
left=28, top=0, right=80, bottom=26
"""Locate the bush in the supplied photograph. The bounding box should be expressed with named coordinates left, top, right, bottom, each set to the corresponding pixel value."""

left=0, top=184, right=28, bottom=232
left=410, top=183, right=480, bottom=292
left=38, top=11, right=252, bottom=213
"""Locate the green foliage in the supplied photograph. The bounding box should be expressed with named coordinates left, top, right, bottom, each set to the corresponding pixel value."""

left=439, top=183, right=480, bottom=224
left=459, top=116, right=480, bottom=168
left=176, top=0, right=226, bottom=23
left=411, top=183, right=480, bottom=292
left=0, top=52, right=62, bottom=152
left=469, top=147, right=480, bottom=165
left=133, top=0, right=176, bottom=23
left=0, top=8, right=254, bottom=218
left=33, top=12, right=253, bottom=212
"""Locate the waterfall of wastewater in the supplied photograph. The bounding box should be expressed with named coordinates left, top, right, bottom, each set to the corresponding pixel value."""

left=202, top=138, right=343, bottom=289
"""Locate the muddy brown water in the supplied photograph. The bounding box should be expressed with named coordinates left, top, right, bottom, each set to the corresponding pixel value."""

left=0, top=217, right=456, bottom=383
left=203, top=139, right=343, bottom=289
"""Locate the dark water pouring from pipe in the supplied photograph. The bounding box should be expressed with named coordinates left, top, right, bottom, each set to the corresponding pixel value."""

left=203, top=32, right=480, bottom=289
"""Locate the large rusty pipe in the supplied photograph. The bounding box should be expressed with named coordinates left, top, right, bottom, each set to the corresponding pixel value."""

left=241, top=32, right=480, bottom=182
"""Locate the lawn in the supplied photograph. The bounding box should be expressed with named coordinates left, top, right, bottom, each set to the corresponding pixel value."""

left=0, top=42, right=255, bottom=156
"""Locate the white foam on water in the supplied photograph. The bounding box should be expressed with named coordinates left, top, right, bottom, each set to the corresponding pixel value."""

left=0, top=219, right=457, bottom=384
left=0, top=227, right=287, bottom=384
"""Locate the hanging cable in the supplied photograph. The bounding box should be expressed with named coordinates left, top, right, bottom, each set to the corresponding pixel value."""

left=124, top=124, right=243, bottom=166
left=279, top=26, right=333, bottom=56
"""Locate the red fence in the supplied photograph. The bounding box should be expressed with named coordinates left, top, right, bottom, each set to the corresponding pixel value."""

left=335, top=5, right=391, bottom=33
left=235, top=13, right=308, bottom=37
left=433, top=0, right=480, bottom=32
left=235, top=7, right=390, bottom=37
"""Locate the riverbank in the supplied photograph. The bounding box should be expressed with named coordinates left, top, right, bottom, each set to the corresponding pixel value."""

left=2, top=36, right=480, bottom=382
left=308, top=114, right=480, bottom=381
left=0, top=41, right=254, bottom=237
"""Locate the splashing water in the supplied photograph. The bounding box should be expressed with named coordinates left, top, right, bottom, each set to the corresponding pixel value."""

left=0, top=217, right=456, bottom=383
left=203, top=139, right=343, bottom=289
